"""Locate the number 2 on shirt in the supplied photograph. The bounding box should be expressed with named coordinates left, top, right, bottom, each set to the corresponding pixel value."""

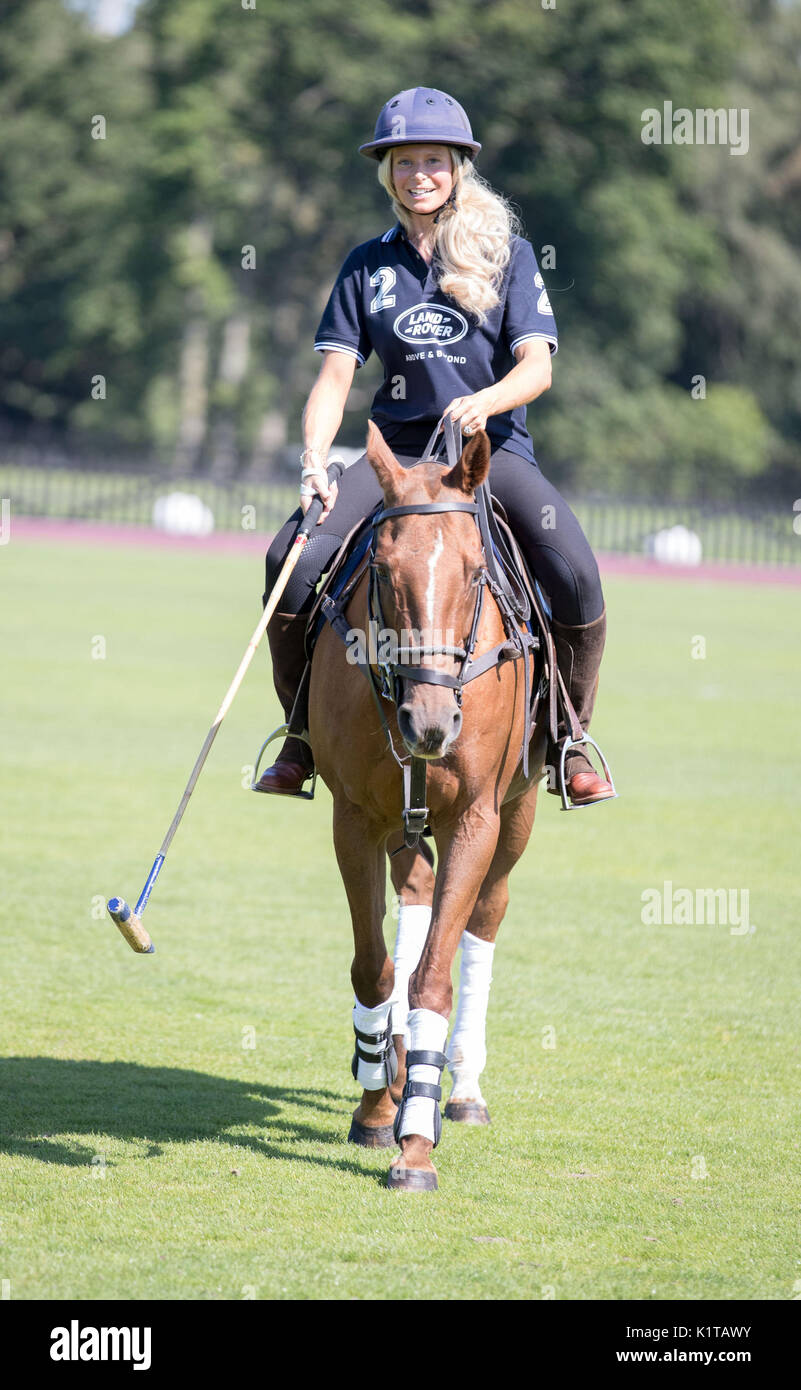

left=369, top=266, right=397, bottom=314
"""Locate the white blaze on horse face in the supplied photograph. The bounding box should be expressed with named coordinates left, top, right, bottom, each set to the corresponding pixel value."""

left=425, top=528, right=444, bottom=631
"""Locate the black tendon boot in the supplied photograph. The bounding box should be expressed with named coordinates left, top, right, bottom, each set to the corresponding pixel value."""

left=546, top=607, right=616, bottom=806
left=253, top=612, right=315, bottom=795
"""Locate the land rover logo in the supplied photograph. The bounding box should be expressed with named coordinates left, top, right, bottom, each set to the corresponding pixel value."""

left=393, top=303, right=468, bottom=346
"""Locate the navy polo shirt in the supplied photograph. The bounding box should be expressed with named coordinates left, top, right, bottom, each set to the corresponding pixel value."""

left=313, top=223, right=557, bottom=463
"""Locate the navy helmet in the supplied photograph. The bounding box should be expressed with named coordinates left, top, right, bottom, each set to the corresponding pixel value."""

left=359, top=87, right=480, bottom=162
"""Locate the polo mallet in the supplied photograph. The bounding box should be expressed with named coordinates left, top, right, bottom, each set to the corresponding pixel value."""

left=107, top=459, right=345, bottom=954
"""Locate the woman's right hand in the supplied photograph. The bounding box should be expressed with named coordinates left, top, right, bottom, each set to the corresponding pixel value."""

left=300, top=462, right=338, bottom=523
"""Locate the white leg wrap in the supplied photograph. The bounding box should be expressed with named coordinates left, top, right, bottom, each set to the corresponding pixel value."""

left=446, top=932, right=495, bottom=1103
left=397, top=1008, right=448, bottom=1143
left=390, top=903, right=431, bottom=1044
left=352, top=998, right=394, bottom=1091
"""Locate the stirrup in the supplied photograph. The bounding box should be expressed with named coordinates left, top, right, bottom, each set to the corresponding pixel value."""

left=558, top=733, right=618, bottom=812
left=250, top=724, right=317, bottom=800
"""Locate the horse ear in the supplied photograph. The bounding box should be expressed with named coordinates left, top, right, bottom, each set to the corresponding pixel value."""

left=365, top=420, right=404, bottom=499
left=446, top=429, right=491, bottom=495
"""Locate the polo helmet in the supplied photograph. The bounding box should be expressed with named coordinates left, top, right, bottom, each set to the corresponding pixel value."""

left=358, top=87, right=480, bottom=161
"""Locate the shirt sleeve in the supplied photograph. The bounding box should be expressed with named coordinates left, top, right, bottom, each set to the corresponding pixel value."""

left=502, top=238, right=558, bottom=357
left=313, top=248, right=372, bottom=368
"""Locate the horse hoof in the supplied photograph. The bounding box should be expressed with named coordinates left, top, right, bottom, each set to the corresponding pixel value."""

left=387, top=1163, right=438, bottom=1192
left=347, top=1118, right=396, bottom=1149
left=444, top=1099, right=491, bottom=1125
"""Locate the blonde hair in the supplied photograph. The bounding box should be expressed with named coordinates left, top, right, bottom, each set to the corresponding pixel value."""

left=376, top=147, right=522, bottom=325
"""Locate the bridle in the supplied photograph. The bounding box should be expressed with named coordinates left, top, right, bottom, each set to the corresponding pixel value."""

left=368, top=495, right=483, bottom=708
left=355, top=415, right=537, bottom=847
left=367, top=412, right=531, bottom=701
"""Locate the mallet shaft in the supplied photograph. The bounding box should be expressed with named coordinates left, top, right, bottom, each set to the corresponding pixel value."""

left=107, top=460, right=344, bottom=952
left=156, top=468, right=342, bottom=856
left=157, top=546, right=305, bottom=857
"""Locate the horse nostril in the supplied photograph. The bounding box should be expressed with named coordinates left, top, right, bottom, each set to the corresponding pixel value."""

left=397, top=705, right=415, bottom=742
left=452, top=708, right=463, bottom=738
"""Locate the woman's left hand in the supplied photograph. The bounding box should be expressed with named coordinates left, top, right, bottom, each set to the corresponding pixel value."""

left=443, top=389, right=497, bottom=436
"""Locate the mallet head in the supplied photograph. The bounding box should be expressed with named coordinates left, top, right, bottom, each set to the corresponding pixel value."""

left=107, top=897, right=155, bottom=954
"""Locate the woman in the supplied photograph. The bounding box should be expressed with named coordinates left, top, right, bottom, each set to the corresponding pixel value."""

left=257, top=86, right=614, bottom=807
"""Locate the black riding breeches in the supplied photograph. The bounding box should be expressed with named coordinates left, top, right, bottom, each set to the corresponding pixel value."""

left=264, top=446, right=604, bottom=627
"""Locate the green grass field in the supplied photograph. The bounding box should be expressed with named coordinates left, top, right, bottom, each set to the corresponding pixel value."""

left=1, top=533, right=799, bottom=1301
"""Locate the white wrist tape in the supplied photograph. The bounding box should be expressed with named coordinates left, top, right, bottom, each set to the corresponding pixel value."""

left=390, top=903, right=431, bottom=1043
left=397, top=1008, right=448, bottom=1143
left=352, top=997, right=395, bottom=1091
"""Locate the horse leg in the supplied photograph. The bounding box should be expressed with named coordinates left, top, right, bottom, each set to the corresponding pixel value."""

left=446, top=784, right=539, bottom=1125
left=387, top=831, right=436, bottom=1104
left=389, top=806, right=501, bottom=1190
left=333, top=797, right=398, bottom=1149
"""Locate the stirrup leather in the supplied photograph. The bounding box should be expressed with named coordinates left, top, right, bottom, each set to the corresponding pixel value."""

left=393, top=1049, right=447, bottom=1149
left=558, top=733, right=618, bottom=812
left=250, top=724, right=317, bottom=800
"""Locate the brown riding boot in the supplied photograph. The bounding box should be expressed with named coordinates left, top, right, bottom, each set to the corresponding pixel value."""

left=253, top=611, right=315, bottom=796
left=546, top=606, right=616, bottom=806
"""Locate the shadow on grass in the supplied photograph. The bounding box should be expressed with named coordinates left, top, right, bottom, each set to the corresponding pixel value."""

left=0, top=1057, right=392, bottom=1185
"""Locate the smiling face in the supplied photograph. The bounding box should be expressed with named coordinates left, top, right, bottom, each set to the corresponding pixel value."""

left=390, top=144, right=454, bottom=217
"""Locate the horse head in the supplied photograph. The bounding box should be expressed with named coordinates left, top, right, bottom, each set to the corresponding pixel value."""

left=364, top=419, right=492, bottom=760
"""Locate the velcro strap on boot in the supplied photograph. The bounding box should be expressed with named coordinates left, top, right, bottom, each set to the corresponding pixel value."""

left=406, top=1050, right=447, bottom=1070
left=401, top=1080, right=442, bottom=1102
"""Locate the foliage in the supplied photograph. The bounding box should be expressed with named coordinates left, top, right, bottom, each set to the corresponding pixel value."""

left=1, top=0, right=800, bottom=497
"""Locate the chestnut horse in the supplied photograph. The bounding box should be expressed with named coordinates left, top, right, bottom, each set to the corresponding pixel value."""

left=310, top=421, right=546, bottom=1191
